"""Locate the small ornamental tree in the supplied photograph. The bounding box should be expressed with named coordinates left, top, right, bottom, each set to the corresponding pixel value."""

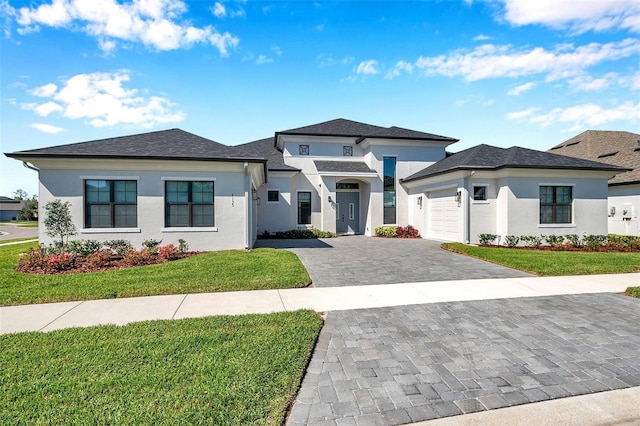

left=44, top=199, right=77, bottom=247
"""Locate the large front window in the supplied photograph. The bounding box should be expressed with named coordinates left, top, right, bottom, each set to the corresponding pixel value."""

left=85, top=180, right=137, bottom=228
left=298, top=192, right=311, bottom=224
left=165, top=181, right=214, bottom=227
left=540, top=186, right=572, bottom=224
left=383, top=157, right=396, bottom=224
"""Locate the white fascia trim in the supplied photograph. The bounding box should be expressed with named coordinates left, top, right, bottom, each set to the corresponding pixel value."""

left=161, top=176, right=217, bottom=181
left=80, top=176, right=140, bottom=180
left=317, top=172, right=378, bottom=178
left=161, top=227, right=218, bottom=232
left=421, top=183, right=458, bottom=193
left=81, top=228, right=141, bottom=234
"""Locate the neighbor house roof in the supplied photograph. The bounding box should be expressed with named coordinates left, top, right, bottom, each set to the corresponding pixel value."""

left=547, top=130, right=640, bottom=186
left=5, top=129, right=266, bottom=165
left=233, top=137, right=299, bottom=172
left=403, top=144, right=628, bottom=182
left=314, top=160, right=377, bottom=174
left=274, top=118, right=458, bottom=146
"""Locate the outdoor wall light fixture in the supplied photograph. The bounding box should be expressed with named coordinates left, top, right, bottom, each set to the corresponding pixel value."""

left=328, top=195, right=332, bottom=203
left=417, top=196, right=423, bottom=208
left=455, top=191, right=462, bottom=204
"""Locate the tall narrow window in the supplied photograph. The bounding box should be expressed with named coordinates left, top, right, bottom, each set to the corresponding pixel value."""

left=540, top=186, right=572, bottom=224
left=383, top=157, right=396, bottom=224
left=85, top=180, right=137, bottom=228
left=165, top=181, right=214, bottom=227
left=298, top=191, right=311, bottom=224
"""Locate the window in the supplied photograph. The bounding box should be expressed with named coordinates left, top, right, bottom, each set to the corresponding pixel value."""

left=336, top=182, right=359, bottom=190
left=165, top=181, right=214, bottom=227
left=85, top=180, right=137, bottom=228
left=540, top=186, right=572, bottom=224
left=383, top=157, right=396, bottom=224
left=267, top=190, right=279, bottom=203
left=343, top=146, right=353, bottom=156
left=298, top=192, right=311, bottom=224
left=473, top=186, right=487, bottom=201
left=299, top=144, right=309, bottom=155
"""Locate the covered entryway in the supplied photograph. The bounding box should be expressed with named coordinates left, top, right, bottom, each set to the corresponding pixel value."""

left=336, top=192, right=359, bottom=234
left=428, top=188, right=460, bottom=241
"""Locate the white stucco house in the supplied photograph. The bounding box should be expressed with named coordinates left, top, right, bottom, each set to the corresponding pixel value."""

left=548, top=130, right=640, bottom=236
left=5, top=119, right=627, bottom=250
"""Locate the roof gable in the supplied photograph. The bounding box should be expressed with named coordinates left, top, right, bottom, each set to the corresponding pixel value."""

left=233, top=137, right=299, bottom=172
left=547, top=130, right=640, bottom=185
left=403, top=144, right=628, bottom=182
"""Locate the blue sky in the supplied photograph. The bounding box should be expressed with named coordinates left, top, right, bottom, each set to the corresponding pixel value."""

left=2, top=0, right=640, bottom=197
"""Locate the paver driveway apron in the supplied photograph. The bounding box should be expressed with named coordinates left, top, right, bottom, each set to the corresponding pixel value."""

left=287, top=293, right=640, bottom=425
left=255, top=236, right=531, bottom=287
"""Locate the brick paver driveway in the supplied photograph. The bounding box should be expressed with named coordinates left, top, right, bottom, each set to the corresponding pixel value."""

left=288, top=293, right=640, bottom=425
left=256, top=236, right=531, bottom=287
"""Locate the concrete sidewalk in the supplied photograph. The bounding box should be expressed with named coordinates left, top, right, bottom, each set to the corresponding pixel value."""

left=2, top=273, right=638, bottom=334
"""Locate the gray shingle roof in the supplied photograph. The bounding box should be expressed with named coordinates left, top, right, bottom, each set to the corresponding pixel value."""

left=403, top=144, right=628, bottom=182
left=275, top=118, right=458, bottom=143
left=233, top=137, right=299, bottom=172
left=547, top=130, right=640, bottom=185
left=5, top=129, right=264, bottom=163
left=314, top=160, right=376, bottom=174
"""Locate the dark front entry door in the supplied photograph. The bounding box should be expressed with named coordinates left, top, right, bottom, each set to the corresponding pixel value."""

left=336, top=192, right=359, bottom=234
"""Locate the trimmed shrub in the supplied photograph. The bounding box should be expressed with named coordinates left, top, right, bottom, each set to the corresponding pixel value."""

left=565, top=234, right=583, bottom=248
left=65, top=240, right=102, bottom=256
left=583, top=234, right=607, bottom=251
left=521, top=235, right=543, bottom=248
left=504, top=235, right=520, bottom=248
left=478, top=234, right=498, bottom=246
left=544, top=234, right=565, bottom=247
left=105, top=240, right=133, bottom=256
left=375, top=226, right=398, bottom=238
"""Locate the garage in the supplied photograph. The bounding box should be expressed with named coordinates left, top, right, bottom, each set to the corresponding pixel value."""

left=428, top=188, right=460, bottom=241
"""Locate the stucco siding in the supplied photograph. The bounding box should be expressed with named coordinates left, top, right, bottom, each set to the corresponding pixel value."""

left=36, top=161, right=253, bottom=251
left=608, top=184, right=640, bottom=236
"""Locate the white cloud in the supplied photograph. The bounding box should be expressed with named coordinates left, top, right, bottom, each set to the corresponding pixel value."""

left=212, top=2, right=226, bottom=18
left=255, top=55, right=272, bottom=64
left=414, top=39, right=640, bottom=82
left=272, top=45, right=282, bottom=56
left=507, top=102, right=640, bottom=128
left=315, top=24, right=324, bottom=31
left=500, top=0, right=640, bottom=33
left=506, top=107, right=539, bottom=120
left=567, top=72, right=619, bottom=91
left=21, top=71, right=185, bottom=128
left=30, top=123, right=64, bottom=134
left=317, top=54, right=354, bottom=67
left=630, top=71, right=640, bottom=90
left=29, top=83, right=58, bottom=97
left=356, top=60, right=379, bottom=75
left=230, top=8, right=245, bottom=18
left=507, top=82, right=535, bottom=95
left=9, top=0, right=239, bottom=55
left=385, top=60, right=414, bottom=79
left=473, top=34, right=491, bottom=41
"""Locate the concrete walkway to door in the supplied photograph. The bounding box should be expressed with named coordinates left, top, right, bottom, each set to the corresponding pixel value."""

left=255, top=236, right=532, bottom=287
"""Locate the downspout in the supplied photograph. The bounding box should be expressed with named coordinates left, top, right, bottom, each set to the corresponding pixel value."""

left=464, top=170, right=475, bottom=244
left=244, top=162, right=251, bottom=250
left=23, top=161, right=40, bottom=172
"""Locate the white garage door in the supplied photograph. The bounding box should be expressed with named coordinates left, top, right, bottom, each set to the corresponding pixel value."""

left=428, top=189, right=459, bottom=241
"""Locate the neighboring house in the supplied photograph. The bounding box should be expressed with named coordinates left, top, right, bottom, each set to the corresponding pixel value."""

left=0, top=196, right=26, bottom=221
left=4, top=119, right=628, bottom=250
left=548, top=130, right=640, bottom=236
left=401, top=144, right=626, bottom=245
left=5, top=129, right=266, bottom=251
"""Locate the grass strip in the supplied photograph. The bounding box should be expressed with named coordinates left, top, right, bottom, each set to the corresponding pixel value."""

left=1, top=242, right=310, bottom=306
left=442, top=242, right=640, bottom=276
left=0, top=311, right=323, bottom=425
left=626, top=287, right=640, bottom=298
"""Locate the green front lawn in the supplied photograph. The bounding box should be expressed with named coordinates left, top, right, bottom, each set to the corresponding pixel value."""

left=0, top=311, right=323, bottom=425
left=0, top=242, right=310, bottom=306
left=442, top=243, right=640, bottom=276
left=0, top=220, right=38, bottom=228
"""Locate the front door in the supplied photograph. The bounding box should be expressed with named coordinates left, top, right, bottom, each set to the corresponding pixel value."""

left=336, top=192, right=359, bottom=234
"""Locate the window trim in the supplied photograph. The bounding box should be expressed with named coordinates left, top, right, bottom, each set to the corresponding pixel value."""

left=539, top=184, right=574, bottom=225
left=297, top=190, right=312, bottom=225
left=84, top=179, right=138, bottom=229
left=472, top=184, right=489, bottom=203
left=267, top=189, right=280, bottom=203
left=164, top=180, right=215, bottom=228
left=383, top=156, right=397, bottom=225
